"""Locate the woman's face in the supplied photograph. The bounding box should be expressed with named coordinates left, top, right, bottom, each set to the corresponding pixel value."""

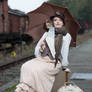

left=53, top=17, right=64, bottom=28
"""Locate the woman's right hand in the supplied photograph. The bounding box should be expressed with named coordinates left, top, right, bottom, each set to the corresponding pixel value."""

left=39, top=41, right=45, bottom=52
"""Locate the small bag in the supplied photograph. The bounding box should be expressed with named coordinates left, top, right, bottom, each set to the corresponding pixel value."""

left=57, top=82, right=83, bottom=92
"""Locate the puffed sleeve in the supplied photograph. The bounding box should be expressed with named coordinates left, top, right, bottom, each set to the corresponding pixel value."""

left=61, top=33, right=72, bottom=66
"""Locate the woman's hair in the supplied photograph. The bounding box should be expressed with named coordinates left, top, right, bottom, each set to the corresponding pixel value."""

left=43, top=20, right=52, bottom=31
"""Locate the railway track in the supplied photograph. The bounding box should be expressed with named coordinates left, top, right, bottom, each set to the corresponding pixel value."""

left=0, top=55, right=35, bottom=71
left=0, top=54, right=35, bottom=87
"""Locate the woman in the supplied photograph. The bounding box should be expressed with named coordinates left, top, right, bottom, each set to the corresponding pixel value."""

left=15, top=11, right=71, bottom=92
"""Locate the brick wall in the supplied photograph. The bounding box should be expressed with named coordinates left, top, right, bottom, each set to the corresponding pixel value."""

left=0, top=1, right=3, bottom=33
left=8, top=14, right=28, bottom=33
left=8, top=14, right=20, bottom=33
left=0, top=0, right=9, bottom=33
left=3, top=0, right=9, bottom=32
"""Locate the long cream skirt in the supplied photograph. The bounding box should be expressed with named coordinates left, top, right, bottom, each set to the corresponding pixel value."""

left=15, top=56, right=61, bottom=92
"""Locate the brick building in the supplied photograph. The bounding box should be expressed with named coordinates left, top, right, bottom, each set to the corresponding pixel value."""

left=8, top=8, right=28, bottom=33
left=0, top=0, right=28, bottom=34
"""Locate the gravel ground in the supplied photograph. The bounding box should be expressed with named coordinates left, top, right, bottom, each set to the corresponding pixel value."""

left=0, top=63, right=21, bottom=87
left=0, top=29, right=92, bottom=87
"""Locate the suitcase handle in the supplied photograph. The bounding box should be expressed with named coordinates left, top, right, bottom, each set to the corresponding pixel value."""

left=64, top=68, right=71, bottom=85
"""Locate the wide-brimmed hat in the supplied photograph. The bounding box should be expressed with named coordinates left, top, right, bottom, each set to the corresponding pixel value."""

left=50, top=11, right=65, bottom=25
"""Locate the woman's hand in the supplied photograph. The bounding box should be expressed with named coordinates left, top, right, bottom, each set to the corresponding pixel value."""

left=39, top=41, right=46, bottom=53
